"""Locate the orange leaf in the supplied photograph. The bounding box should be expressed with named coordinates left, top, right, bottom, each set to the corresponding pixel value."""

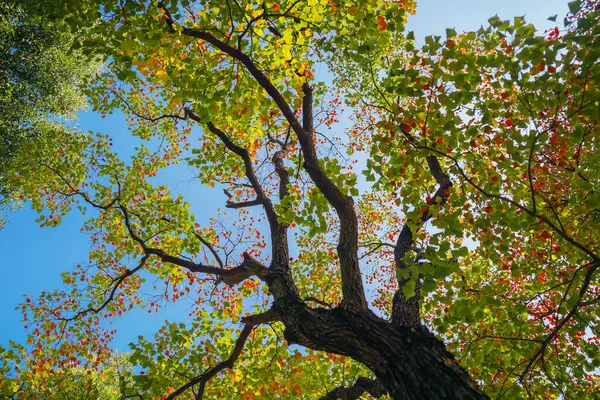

left=376, top=16, right=387, bottom=31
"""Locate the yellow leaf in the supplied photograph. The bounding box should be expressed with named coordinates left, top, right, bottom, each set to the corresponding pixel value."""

left=283, top=44, right=292, bottom=61
left=297, top=63, right=306, bottom=75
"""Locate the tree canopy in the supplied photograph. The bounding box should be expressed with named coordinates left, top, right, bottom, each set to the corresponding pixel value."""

left=1, top=0, right=600, bottom=398
left=0, top=1, right=98, bottom=227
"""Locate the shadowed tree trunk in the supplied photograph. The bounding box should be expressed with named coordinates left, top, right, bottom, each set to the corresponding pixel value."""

left=260, top=264, right=488, bottom=399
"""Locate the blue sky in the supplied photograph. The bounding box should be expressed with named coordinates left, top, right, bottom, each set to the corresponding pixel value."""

left=0, top=0, right=569, bottom=353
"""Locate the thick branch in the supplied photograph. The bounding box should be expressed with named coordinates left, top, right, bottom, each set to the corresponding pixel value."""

left=277, top=304, right=488, bottom=399
left=271, top=138, right=293, bottom=200
left=301, top=84, right=367, bottom=310
left=392, top=153, right=452, bottom=327
left=321, top=377, right=386, bottom=400
left=165, top=324, right=254, bottom=400
left=225, top=198, right=264, bottom=209
left=240, top=308, right=280, bottom=325
left=179, top=28, right=305, bottom=138
left=155, top=247, right=265, bottom=286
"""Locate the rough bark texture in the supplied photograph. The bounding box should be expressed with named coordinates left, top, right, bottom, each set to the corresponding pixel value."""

left=321, top=377, right=386, bottom=399
left=270, top=296, right=488, bottom=399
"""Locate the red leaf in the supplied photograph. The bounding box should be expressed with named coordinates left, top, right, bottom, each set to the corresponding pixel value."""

left=376, top=16, right=387, bottom=31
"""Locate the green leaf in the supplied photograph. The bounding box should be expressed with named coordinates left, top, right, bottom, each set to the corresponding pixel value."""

left=402, top=279, right=416, bottom=299
left=568, top=0, right=582, bottom=14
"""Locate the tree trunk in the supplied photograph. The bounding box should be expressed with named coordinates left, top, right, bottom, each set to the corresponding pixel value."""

left=275, top=301, right=489, bottom=400
left=370, top=326, right=488, bottom=399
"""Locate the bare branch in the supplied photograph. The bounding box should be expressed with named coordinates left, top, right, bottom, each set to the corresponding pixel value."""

left=303, top=296, right=332, bottom=308
left=41, top=164, right=120, bottom=210
left=359, top=241, right=396, bottom=260
left=111, top=89, right=186, bottom=123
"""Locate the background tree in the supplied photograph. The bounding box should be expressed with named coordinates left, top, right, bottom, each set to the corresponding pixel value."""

left=1, top=345, right=133, bottom=399
left=2, top=0, right=599, bottom=399
left=0, top=1, right=98, bottom=227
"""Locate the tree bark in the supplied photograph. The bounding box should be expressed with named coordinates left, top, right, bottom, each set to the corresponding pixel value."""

left=271, top=299, right=489, bottom=400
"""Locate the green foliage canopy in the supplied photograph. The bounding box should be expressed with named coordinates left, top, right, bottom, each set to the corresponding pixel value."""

left=0, top=1, right=98, bottom=226
left=2, top=0, right=600, bottom=398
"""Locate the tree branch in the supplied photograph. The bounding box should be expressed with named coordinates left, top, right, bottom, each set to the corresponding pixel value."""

left=303, top=296, right=332, bottom=308
left=179, top=27, right=305, bottom=143
left=271, top=135, right=293, bottom=200
left=118, top=204, right=267, bottom=284
left=240, top=308, right=280, bottom=325
left=165, top=324, right=254, bottom=400
left=521, top=259, right=600, bottom=378
left=185, top=112, right=291, bottom=269
left=176, top=24, right=366, bottom=308
left=321, top=377, right=386, bottom=400
left=428, top=145, right=599, bottom=262
left=177, top=23, right=367, bottom=307
left=57, top=254, right=150, bottom=322
left=392, top=150, right=452, bottom=326
left=111, top=89, right=187, bottom=123
left=203, top=120, right=277, bottom=224
left=225, top=198, right=264, bottom=209
left=193, top=232, right=225, bottom=268
left=301, top=83, right=367, bottom=310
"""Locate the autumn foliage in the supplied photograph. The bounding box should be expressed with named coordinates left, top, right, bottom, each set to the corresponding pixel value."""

left=1, top=0, right=600, bottom=399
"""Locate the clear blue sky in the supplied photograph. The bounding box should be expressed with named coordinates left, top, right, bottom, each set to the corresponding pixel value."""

left=0, top=0, right=569, bottom=352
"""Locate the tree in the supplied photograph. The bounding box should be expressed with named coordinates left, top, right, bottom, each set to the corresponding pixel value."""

left=3, top=0, right=600, bottom=398
left=0, top=1, right=98, bottom=227
left=1, top=345, right=133, bottom=399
